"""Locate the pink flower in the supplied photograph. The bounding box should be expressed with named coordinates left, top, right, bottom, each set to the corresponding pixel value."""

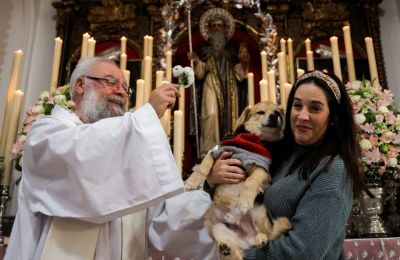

left=376, top=115, right=384, bottom=123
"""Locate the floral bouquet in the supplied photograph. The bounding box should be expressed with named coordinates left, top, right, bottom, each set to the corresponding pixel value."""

left=172, top=65, right=195, bottom=88
left=10, top=85, right=74, bottom=171
left=346, top=80, right=400, bottom=184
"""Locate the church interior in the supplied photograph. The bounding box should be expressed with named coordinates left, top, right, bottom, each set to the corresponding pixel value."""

left=0, top=0, right=400, bottom=258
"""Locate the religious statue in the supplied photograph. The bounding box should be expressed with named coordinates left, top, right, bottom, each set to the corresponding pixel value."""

left=187, top=8, right=249, bottom=156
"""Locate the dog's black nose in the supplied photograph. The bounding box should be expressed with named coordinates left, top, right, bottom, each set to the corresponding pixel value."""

left=269, top=113, right=278, bottom=121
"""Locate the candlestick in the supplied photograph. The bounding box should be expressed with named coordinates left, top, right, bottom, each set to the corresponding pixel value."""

left=2, top=90, right=24, bottom=186
left=287, top=38, right=295, bottom=84
left=120, top=53, right=127, bottom=70
left=49, top=37, right=63, bottom=94
left=166, top=51, right=172, bottom=83
left=261, top=51, right=268, bottom=80
left=173, top=110, right=183, bottom=174
left=268, top=70, right=277, bottom=104
left=280, top=38, right=286, bottom=54
left=330, top=36, right=342, bottom=81
left=306, top=51, right=315, bottom=71
left=297, top=69, right=305, bottom=78
left=259, top=79, right=269, bottom=102
left=247, top=73, right=255, bottom=106
left=343, top=26, right=356, bottom=82
left=0, top=50, right=23, bottom=157
left=120, top=36, right=127, bottom=54
left=305, top=38, right=312, bottom=53
left=135, top=79, right=145, bottom=108
left=365, top=37, right=379, bottom=86
left=144, top=56, right=152, bottom=101
left=80, top=33, right=90, bottom=59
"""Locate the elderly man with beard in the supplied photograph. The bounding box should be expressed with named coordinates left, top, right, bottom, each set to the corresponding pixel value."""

left=5, top=57, right=185, bottom=260
left=188, top=18, right=249, bottom=156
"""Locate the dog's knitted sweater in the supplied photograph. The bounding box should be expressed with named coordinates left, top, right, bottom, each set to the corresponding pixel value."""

left=210, top=133, right=272, bottom=173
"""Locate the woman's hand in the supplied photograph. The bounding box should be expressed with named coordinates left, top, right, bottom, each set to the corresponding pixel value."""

left=207, top=151, right=246, bottom=187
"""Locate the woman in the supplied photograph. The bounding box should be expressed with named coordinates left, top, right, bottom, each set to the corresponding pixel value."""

left=208, top=70, right=364, bottom=259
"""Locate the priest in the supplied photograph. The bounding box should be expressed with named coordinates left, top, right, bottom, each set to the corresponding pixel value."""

left=5, top=57, right=185, bottom=259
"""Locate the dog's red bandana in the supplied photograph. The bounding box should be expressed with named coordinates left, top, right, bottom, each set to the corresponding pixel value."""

left=220, top=133, right=271, bottom=159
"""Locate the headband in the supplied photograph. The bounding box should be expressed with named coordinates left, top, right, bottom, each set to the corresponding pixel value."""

left=296, top=70, right=341, bottom=103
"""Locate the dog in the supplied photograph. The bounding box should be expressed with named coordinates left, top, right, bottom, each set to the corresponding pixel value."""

left=185, top=100, right=291, bottom=260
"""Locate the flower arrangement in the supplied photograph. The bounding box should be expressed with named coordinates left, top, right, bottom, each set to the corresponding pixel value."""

left=346, top=80, right=400, bottom=183
left=172, top=65, right=195, bottom=88
left=10, top=85, right=74, bottom=171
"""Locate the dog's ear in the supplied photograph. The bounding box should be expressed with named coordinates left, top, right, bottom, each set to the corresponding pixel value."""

left=234, top=105, right=252, bottom=131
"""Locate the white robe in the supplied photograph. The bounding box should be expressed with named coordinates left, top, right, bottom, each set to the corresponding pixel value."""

left=5, top=104, right=185, bottom=260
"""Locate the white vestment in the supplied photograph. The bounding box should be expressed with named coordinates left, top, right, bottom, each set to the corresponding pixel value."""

left=5, top=104, right=185, bottom=260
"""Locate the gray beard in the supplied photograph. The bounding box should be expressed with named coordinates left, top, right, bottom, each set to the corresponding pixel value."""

left=79, top=87, right=125, bottom=123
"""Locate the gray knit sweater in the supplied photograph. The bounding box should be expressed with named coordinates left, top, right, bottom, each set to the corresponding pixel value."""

left=244, top=148, right=353, bottom=260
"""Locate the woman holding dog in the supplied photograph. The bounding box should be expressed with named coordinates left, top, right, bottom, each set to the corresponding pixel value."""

left=209, top=70, right=364, bottom=259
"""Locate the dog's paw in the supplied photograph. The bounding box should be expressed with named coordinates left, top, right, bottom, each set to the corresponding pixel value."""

left=218, top=243, right=231, bottom=256
left=239, top=200, right=254, bottom=214
left=184, top=181, right=197, bottom=191
left=255, top=233, right=268, bottom=247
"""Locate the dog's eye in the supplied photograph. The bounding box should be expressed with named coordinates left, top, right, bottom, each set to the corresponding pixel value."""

left=256, top=111, right=265, bottom=115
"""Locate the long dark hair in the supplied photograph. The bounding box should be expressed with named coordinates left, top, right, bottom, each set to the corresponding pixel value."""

left=274, top=70, right=364, bottom=197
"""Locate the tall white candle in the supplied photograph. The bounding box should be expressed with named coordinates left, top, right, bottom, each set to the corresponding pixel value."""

left=297, top=69, right=305, bottom=78
left=2, top=90, right=24, bottom=186
left=267, top=70, right=277, bottom=104
left=259, top=79, right=269, bottom=102
left=143, top=36, right=149, bottom=58
left=365, top=37, right=379, bottom=86
left=0, top=50, right=23, bottom=157
left=49, top=37, right=63, bottom=94
left=261, top=51, right=268, bottom=80
left=120, top=53, right=127, bottom=70
left=161, top=109, right=171, bottom=137
left=287, top=38, right=295, bottom=84
left=343, top=26, right=356, bottom=82
left=144, top=56, right=152, bottom=101
left=306, top=51, right=315, bottom=71
left=280, top=38, right=286, bottom=54
left=123, top=70, right=130, bottom=86
left=147, top=36, right=153, bottom=58
left=80, top=32, right=90, bottom=59
left=135, top=79, right=145, bottom=108
left=120, top=36, right=127, bottom=54
left=277, top=52, right=287, bottom=102
left=282, top=83, right=292, bottom=110
left=87, top=38, right=96, bottom=57
left=330, top=36, right=342, bottom=81
left=173, top=110, right=183, bottom=174
left=166, top=51, right=172, bottom=82
left=247, top=73, right=255, bottom=106
left=156, top=70, right=164, bottom=88
left=179, top=87, right=185, bottom=112
left=305, top=38, right=312, bottom=53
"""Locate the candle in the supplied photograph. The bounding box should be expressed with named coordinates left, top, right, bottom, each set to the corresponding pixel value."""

left=143, top=56, right=152, bottom=101
left=277, top=52, right=287, bottom=101
left=156, top=70, right=164, bottom=88
left=143, top=36, right=149, bottom=58
left=166, top=51, right=172, bottom=82
left=80, top=33, right=90, bottom=59
left=343, top=26, right=356, bottom=82
left=135, top=79, right=145, bottom=108
left=247, top=73, right=255, bottom=106
left=282, top=83, right=292, bottom=110
left=287, top=38, right=295, bottom=84
left=0, top=50, right=23, bottom=157
left=280, top=38, right=286, bottom=54
left=161, top=109, right=171, bottom=137
left=147, top=36, right=153, bottom=58
left=305, top=38, right=312, bottom=53
left=123, top=70, right=130, bottom=86
left=365, top=37, right=379, bottom=86
left=330, top=36, right=342, bottom=81
left=49, top=37, right=63, bottom=94
left=306, top=51, right=315, bottom=70
left=267, top=70, right=277, bottom=104
left=260, top=51, right=268, bottom=80
left=87, top=38, right=96, bottom=57
left=2, top=90, right=24, bottom=186
left=179, top=87, right=185, bottom=112
left=120, top=53, right=127, bottom=70
left=297, top=69, right=305, bottom=78
left=120, top=36, right=127, bottom=54
left=173, top=110, right=183, bottom=174
left=259, top=79, right=269, bottom=102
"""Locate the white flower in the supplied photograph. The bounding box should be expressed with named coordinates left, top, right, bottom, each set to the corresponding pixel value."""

left=173, top=65, right=183, bottom=77
left=173, top=65, right=194, bottom=88
left=39, top=91, right=50, bottom=101
left=387, top=157, right=398, bottom=167
left=54, top=95, right=66, bottom=105
left=359, top=139, right=372, bottom=151
left=378, top=106, right=389, bottom=113
left=351, top=95, right=361, bottom=102
left=355, top=114, right=366, bottom=125
left=31, top=105, right=45, bottom=114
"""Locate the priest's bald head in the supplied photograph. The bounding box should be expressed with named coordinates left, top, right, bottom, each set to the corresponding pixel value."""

left=69, top=57, right=129, bottom=123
